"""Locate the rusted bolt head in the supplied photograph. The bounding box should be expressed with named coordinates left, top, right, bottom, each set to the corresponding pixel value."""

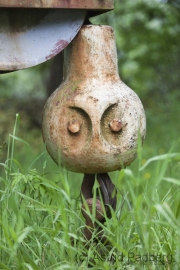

left=109, top=119, right=123, bottom=132
left=67, top=120, right=80, bottom=133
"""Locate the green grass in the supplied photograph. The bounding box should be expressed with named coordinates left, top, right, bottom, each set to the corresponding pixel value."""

left=0, top=114, right=180, bottom=270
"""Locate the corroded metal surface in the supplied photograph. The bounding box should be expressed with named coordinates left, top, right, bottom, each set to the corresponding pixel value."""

left=0, top=0, right=114, bottom=9
left=0, top=9, right=86, bottom=71
left=42, top=25, right=146, bottom=173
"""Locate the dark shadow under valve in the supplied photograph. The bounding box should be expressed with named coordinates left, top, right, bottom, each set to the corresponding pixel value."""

left=81, top=173, right=117, bottom=241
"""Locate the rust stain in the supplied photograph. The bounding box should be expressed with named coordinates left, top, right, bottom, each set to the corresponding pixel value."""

left=89, top=96, right=98, bottom=102
left=46, top=40, right=69, bottom=60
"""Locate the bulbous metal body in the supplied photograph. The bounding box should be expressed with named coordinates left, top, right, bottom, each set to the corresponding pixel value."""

left=42, top=25, right=146, bottom=173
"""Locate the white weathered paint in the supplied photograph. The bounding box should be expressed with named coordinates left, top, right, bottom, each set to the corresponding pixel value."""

left=0, top=9, right=86, bottom=71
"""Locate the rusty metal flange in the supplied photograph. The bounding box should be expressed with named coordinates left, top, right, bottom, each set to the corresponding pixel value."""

left=0, top=0, right=114, bottom=9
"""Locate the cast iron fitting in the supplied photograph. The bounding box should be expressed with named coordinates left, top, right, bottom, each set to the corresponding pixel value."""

left=42, top=25, right=146, bottom=173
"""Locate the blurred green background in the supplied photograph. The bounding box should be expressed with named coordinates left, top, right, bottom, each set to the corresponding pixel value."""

left=0, top=0, right=180, bottom=171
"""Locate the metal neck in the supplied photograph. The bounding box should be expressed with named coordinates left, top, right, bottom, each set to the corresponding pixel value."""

left=63, top=25, right=120, bottom=82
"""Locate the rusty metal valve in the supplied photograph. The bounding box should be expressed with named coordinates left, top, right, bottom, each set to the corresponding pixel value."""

left=42, top=25, right=146, bottom=173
